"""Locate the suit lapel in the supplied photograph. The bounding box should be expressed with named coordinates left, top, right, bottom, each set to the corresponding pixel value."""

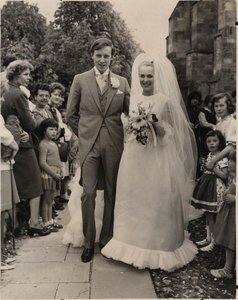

left=104, top=72, right=118, bottom=115
left=87, top=69, right=102, bottom=112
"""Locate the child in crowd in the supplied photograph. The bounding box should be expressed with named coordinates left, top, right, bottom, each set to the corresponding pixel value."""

left=38, top=118, right=63, bottom=233
left=211, top=149, right=236, bottom=278
left=191, top=130, right=228, bottom=251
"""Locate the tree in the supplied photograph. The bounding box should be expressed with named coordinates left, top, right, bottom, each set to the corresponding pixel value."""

left=1, top=1, right=47, bottom=59
left=49, top=1, right=141, bottom=84
left=39, top=21, right=95, bottom=87
left=1, top=1, right=57, bottom=86
left=1, top=1, right=141, bottom=88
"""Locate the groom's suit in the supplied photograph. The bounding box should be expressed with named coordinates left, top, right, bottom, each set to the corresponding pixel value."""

left=67, top=68, right=130, bottom=248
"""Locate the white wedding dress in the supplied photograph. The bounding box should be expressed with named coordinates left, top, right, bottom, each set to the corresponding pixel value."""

left=101, top=93, right=198, bottom=271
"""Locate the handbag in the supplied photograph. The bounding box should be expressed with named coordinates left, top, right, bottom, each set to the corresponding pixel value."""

left=55, top=140, right=69, bottom=162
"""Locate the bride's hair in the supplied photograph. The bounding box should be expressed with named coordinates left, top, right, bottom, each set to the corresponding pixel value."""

left=138, top=61, right=154, bottom=69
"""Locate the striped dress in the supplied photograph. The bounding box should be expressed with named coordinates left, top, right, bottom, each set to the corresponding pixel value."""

left=38, top=140, right=62, bottom=194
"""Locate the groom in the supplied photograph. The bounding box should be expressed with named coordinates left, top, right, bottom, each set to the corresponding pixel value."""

left=66, top=38, right=130, bottom=262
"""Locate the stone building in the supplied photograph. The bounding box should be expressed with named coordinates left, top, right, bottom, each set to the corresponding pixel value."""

left=166, top=0, right=236, bottom=102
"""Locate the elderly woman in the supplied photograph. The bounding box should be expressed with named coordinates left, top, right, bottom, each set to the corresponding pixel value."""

left=1, top=60, right=50, bottom=237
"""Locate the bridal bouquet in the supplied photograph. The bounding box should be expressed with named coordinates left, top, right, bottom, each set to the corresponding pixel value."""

left=127, top=102, right=158, bottom=146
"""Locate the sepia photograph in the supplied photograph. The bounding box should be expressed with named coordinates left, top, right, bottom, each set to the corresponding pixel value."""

left=0, top=0, right=237, bottom=299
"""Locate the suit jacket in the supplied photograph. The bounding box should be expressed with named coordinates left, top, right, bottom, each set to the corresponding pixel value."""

left=66, top=68, right=130, bottom=166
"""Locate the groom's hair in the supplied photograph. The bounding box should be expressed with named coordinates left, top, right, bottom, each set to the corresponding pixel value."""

left=90, top=38, right=114, bottom=55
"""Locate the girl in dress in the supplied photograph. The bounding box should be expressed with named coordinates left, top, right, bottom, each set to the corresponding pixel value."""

left=210, top=149, right=236, bottom=278
left=101, top=54, right=198, bottom=271
left=206, top=92, right=236, bottom=171
left=38, top=118, right=63, bottom=233
left=191, top=130, right=228, bottom=251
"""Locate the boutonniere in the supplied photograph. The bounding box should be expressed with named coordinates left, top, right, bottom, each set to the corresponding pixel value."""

left=110, top=77, right=120, bottom=89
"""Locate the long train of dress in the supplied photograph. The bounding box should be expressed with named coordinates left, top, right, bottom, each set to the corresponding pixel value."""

left=62, top=167, right=104, bottom=247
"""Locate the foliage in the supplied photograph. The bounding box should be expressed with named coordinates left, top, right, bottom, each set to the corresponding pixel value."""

left=1, top=1, right=141, bottom=89
left=1, top=1, right=47, bottom=59
left=50, top=1, right=141, bottom=84
left=38, top=21, right=95, bottom=87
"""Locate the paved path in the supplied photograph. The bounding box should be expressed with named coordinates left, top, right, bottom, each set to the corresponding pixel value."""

left=1, top=204, right=156, bottom=299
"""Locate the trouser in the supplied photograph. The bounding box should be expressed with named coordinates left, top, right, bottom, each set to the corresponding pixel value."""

left=81, top=127, right=121, bottom=248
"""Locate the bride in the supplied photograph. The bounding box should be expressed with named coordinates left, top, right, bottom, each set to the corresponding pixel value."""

left=101, top=53, right=198, bottom=271
left=63, top=53, right=198, bottom=271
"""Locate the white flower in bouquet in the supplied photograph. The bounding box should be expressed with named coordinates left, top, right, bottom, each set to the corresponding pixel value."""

left=127, top=102, right=158, bottom=146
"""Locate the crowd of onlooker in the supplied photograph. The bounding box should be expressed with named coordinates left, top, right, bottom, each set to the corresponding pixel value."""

left=187, top=90, right=236, bottom=278
left=186, top=90, right=236, bottom=178
left=0, top=56, right=236, bottom=279
left=1, top=56, right=79, bottom=271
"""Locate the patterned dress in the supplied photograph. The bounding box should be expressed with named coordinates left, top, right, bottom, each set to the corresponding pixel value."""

left=191, top=153, right=228, bottom=213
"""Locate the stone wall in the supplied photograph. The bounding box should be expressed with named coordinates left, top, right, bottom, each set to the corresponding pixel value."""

left=167, top=0, right=236, bottom=99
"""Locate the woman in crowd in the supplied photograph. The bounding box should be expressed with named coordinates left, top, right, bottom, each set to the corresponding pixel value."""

left=1, top=60, right=50, bottom=236
left=47, top=82, right=65, bottom=128
left=206, top=92, right=236, bottom=171
left=32, top=83, right=52, bottom=127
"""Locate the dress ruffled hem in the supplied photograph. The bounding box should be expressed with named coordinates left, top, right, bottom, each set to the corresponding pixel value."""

left=62, top=226, right=84, bottom=248
left=101, top=237, right=198, bottom=272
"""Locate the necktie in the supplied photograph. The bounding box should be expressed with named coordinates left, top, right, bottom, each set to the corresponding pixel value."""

left=96, top=74, right=108, bottom=94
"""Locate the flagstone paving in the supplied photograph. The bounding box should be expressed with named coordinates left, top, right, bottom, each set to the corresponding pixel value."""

left=0, top=204, right=156, bottom=299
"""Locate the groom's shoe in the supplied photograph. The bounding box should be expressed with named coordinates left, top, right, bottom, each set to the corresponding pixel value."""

left=81, top=247, right=94, bottom=263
